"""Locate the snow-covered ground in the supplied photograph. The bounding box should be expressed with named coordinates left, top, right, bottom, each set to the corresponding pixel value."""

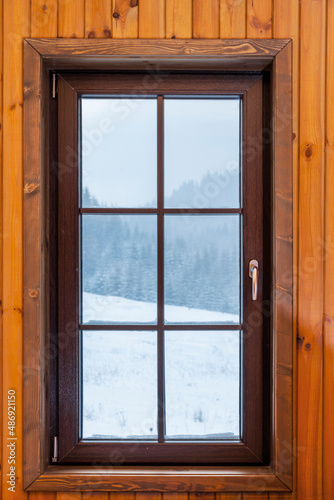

left=82, top=292, right=240, bottom=440
left=83, top=292, right=240, bottom=325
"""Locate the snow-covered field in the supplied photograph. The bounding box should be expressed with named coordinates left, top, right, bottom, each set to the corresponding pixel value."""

left=83, top=292, right=240, bottom=325
left=82, top=293, right=240, bottom=440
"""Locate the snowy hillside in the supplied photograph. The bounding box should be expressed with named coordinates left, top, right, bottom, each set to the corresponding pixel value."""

left=83, top=292, right=240, bottom=324
left=82, top=293, right=240, bottom=440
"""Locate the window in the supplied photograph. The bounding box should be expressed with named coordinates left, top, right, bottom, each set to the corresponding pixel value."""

left=24, top=39, right=293, bottom=492
left=56, top=73, right=264, bottom=465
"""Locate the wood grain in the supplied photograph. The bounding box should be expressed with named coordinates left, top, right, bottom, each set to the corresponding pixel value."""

left=27, top=0, right=55, bottom=496
left=29, top=493, right=56, bottom=500
left=4, top=0, right=334, bottom=498
left=243, top=495, right=268, bottom=500
left=136, top=494, right=161, bottom=500
left=57, top=494, right=82, bottom=500
left=188, top=493, right=214, bottom=500
left=138, top=0, right=165, bottom=38
left=271, top=43, right=293, bottom=492
left=162, top=494, right=188, bottom=500
left=216, top=495, right=242, bottom=500
left=0, top=0, right=3, bottom=493
left=26, top=0, right=56, bottom=494
left=298, top=0, right=326, bottom=498
left=22, top=36, right=292, bottom=494
left=244, top=7, right=273, bottom=500
left=26, top=465, right=291, bottom=492
left=23, top=41, right=45, bottom=490
left=82, top=493, right=109, bottom=499
left=220, top=0, right=246, bottom=38
left=112, top=0, right=138, bottom=38
left=246, top=0, right=272, bottom=38
left=193, top=0, right=219, bottom=38
left=58, top=0, right=84, bottom=37
left=26, top=37, right=289, bottom=57
left=28, top=0, right=57, bottom=493
left=109, top=493, right=133, bottom=500
left=323, top=0, right=334, bottom=497
left=2, top=0, right=30, bottom=498
left=272, top=2, right=299, bottom=500
left=31, top=0, right=57, bottom=37
left=166, top=0, right=192, bottom=39
left=85, top=0, right=112, bottom=38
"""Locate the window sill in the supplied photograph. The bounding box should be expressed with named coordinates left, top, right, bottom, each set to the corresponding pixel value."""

left=26, top=465, right=292, bottom=492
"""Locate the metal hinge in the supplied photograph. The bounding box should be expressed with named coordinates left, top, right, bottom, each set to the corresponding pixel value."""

left=52, top=436, right=58, bottom=463
left=52, top=73, right=57, bottom=99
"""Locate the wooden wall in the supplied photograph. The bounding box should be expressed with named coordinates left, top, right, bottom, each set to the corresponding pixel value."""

left=0, top=0, right=332, bottom=499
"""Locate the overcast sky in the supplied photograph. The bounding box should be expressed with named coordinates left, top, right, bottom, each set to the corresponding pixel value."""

left=81, top=97, right=240, bottom=208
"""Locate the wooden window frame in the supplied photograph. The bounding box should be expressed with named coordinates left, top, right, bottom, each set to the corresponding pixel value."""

left=23, top=38, right=293, bottom=493
left=57, top=72, right=264, bottom=466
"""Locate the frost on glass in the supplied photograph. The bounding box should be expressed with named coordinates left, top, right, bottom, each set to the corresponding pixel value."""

left=164, top=215, right=240, bottom=324
left=82, top=215, right=157, bottom=324
left=165, top=331, right=240, bottom=439
left=164, top=98, right=240, bottom=209
left=82, top=331, right=157, bottom=439
left=81, top=98, right=157, bottom=208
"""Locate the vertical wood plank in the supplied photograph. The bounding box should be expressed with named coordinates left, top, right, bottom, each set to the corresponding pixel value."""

left=272, top=3, right=299, bottom=500
left=29, top=494, right=56, bottom=500
left=188, top=494, right=215, bottom=500
left=166, top=0, right=192, bottom=39
left=110, top=493, right=135, bottom=500
left=216, top=495, right=242, bottom=500
left=0, top=2, right=330, bottom=500
left=324, top=0, right=334, bottom=497
left=85, top=0, right=112, bottom=38
left=138, top=0, right=165, bottom=38
left=193, top=0, right=219, bottom=38
left=56, top=494, right=82, bottom=500
left=112, top=0, right=138, bottom=38
left=2, top=1, right=30, bottom=499
left=136, top=494, right=161, bottom=500
left=0, top=0, right=2, bottom=493
left=0, top=0, right=3, bottom=494
left=31, top=0, right=57, bottom=37
left=297, top=0, right=326, bottom=499
left=82, top=493, right=109, bottom=499
left=246, top=0, right=272, bottom=38
left=163, top=494, right=188, bottom=500
left=220, top=0, right=246, bottom=38
left=58, top=0, right=84, bottom=37
left=242, top=495, right=268, bottom=500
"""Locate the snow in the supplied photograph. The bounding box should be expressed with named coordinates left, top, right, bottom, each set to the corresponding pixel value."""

left=83, top=292, right=240, bottom=325
left=82, top=293, right=240, bottom=441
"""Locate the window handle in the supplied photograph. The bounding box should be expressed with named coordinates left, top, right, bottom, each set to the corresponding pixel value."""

left=249, top=260, right=259, bottom=301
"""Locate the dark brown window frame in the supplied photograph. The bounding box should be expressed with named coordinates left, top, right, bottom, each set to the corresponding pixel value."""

left=57, top=72, right=264, bottom=466
left=23, top=38, right=293, bottom=493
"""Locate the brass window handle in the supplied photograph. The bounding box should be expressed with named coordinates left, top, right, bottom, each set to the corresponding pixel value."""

left=249, top=259, right=259, bottom=301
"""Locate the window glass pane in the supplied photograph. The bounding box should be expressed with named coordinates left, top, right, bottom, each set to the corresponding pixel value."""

left=164, top=215, right=240, bottom=324
left=165, top=331, right=240, bottom=439
left=81, top=98, right=157, bottom=208
left=164, top=98, right=240, bottom=208
left=82, top=331, right=157, bottom=439
left=82, top=215, right=157, bottom=324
